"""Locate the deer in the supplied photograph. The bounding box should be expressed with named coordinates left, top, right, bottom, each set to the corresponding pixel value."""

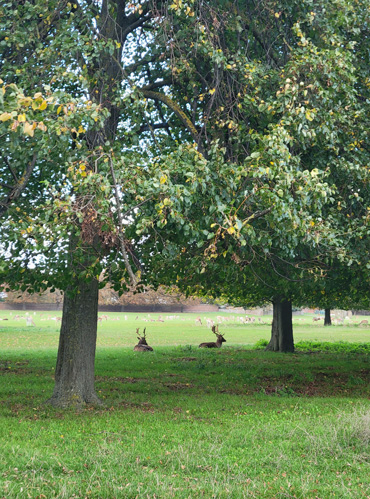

left=199, top=325, right=226, bottom=348
left=133, top=328, right=154, bottom=352
left=195, top=316, right=202, bottom=326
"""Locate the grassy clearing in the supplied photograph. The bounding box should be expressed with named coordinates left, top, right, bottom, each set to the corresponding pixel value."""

left=1, top=311, right=370, bottom=498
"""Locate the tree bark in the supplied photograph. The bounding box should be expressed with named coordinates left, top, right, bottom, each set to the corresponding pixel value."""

left=266, top=296, right=294, bottom=352
left=46, top=232, right=102, bottom=408
left=46, top=275, right=101, bottom=408
left=324, top=308, right=332, bottom=326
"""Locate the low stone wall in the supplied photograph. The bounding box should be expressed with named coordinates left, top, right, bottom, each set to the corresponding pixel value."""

left=0, top=302, right=62, bottom=311
left=353, top=310, right=370, bottom=316
left=0, top=302, right=218, bottom=313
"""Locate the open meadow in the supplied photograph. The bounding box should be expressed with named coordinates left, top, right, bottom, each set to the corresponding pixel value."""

left=1, top=311, right=370, bottom=498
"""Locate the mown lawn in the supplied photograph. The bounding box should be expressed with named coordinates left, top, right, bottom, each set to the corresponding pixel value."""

left=0, top=311, right=370, bottom=498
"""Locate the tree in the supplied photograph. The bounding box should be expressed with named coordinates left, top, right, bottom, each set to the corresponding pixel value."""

left=132, top=0, right=370, bottom=351
left=0, top=1, right=170, bottom=406
left=1, top=0, right=370, bottom=409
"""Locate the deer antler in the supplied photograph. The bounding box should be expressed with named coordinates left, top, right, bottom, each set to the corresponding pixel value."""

left=142, top=328, right=146, bottom=338
left=136, top=327, right=140, bottom=339
left=212, top=325, right=217, bottom=335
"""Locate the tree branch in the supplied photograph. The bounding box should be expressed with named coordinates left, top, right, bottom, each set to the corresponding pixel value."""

left=142, top=79, right=172, bottom=91
left=0, top=152, right=38, bottom=216
left=243, top=207, right=273, bottom=225
left=108, top=157, right=137, bottom=287
left=2, top=155, right=18, bottom=183
left=140, top=89, right=201, bottom=150
left=139, top=122, right=170, bottom=133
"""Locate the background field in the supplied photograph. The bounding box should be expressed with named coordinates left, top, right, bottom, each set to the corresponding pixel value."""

left=1, top=311, right=370, bottom=498
left=1, top=310, right=370, bottom=350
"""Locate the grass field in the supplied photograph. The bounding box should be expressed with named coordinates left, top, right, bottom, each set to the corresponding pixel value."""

left=1, top=310, right=370, bottom=498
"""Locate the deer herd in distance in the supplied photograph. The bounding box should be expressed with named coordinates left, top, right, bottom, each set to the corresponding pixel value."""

left=0, top=312, right=368, bottom=353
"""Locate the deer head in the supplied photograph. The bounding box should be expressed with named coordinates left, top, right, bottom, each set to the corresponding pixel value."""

left=136, top=327, right=148, bottom=345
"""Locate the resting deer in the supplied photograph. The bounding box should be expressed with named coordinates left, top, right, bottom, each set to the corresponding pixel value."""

left=199, top=325, right=226, bottom=348
left=133, top=328, right=154, bottom=352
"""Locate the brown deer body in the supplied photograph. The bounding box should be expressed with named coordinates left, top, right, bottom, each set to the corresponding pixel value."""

left=199, top=325, right=226, bottom=348
left=133, top=328, right=154, bottom=351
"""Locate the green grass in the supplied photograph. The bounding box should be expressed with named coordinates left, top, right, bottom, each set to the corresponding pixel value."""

left=1, top=311, right=370, bottom=498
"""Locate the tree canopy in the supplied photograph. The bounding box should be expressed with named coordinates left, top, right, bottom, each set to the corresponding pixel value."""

left=1, top=0, right=370, bottom=403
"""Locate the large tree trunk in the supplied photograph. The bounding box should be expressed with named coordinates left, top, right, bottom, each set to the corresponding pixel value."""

left=46, top=232, right=102, bottom=408
left=47, top=276, right=101, bottom=407
left=266, top=296, right=294, bottom=352
left=324, top=308, right=332, bottom=326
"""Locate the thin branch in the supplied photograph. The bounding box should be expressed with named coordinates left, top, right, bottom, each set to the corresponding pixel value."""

left=121, top=13, right=152, bottom=44
left=121, top=197, right=152, bottom=219
left=141, top=79, right=173, bottom=91
left=2, top=155, right=18, bottom=183
left=108, top=156, right=137, bottom=286
left=243, top=207, right=273, bottom=225
left=0, top=152, right=38, bottom=217
left=139, top=122, right=169, bottom=133
left=124, top=55, right=160, bottom=76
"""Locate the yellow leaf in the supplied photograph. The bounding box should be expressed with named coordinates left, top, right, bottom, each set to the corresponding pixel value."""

left=209, top=88, right=216, bottom=95
left=305, top=111, right=314, bottom=121
left=160, top=175, right=167, bottom=184
left=0, top=112, right=12, bottom=121
left=57, top=105, right=62, bottom=115
left=19, top=97, right=32, bottom=107
left=18, top=114, right=26, bottom=122
left=23, top=122, right=35, bottom=137
left=37, top=122, right=47, bottom=132
left=38, top=100, right=47, bottom=110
